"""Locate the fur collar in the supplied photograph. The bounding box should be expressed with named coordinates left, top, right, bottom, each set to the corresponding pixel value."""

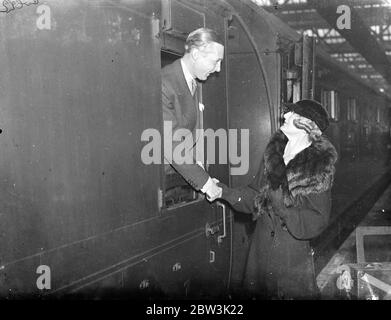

left=261, top=130, right=337, bottom=207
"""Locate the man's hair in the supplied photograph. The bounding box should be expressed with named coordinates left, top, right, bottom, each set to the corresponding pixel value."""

left=184, top=28, right=223, bottom=53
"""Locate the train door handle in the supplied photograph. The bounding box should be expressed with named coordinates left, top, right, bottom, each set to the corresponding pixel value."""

left=216, top=202, right=226, bottom=244
left=209, top=250, right=215, bottom=263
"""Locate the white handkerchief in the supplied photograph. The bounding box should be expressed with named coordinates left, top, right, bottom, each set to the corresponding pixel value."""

left=199, top=102, right=205, bottom=112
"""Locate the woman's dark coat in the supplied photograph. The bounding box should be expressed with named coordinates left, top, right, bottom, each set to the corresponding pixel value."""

left=220, top=130, right=338, bottom=299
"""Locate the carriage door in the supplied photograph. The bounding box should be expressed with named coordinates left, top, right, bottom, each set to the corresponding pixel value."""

left=226, top=15, right=273, bottom=292
left=159, top=0, right=231, bottom=298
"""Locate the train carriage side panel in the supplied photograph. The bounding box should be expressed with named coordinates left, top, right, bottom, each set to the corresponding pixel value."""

left=0, top=0, right=183, bottom=297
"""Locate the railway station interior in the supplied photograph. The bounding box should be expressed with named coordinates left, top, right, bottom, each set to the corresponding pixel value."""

left=0, top=0, right=391, bottom=301
left=248, top=0, right=391, bottom=300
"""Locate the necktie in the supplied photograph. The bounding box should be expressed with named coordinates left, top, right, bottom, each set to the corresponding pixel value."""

left=191, top=79, right=197, bottom=96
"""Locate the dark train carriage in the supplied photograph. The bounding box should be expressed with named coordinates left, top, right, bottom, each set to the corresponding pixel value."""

left=314, top=53, right=391, bottom=162
left=0, top=0, right=286, bottom=298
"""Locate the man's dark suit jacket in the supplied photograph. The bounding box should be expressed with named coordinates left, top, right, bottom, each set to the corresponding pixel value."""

left=162, top=59, right=210, bottom=190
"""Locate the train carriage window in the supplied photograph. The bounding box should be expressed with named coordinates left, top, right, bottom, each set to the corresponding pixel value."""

left=321, top=89, right=340, bottom=121
left=161, top=50, right=203, bottom=210
left=376, top=107, right=382, bottom=123
left=161, top=51, right=178, bottom=67
left=347, top=98, right=358, bottom=122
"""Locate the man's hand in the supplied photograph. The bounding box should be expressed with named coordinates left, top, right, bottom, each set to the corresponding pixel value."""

left=201, top=177, right=222, bottom=202
left=206, top=182, right=222, bottom=202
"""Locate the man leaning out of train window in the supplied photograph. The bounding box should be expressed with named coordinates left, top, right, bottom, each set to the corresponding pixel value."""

left=215, top=99, right=338, bottom=300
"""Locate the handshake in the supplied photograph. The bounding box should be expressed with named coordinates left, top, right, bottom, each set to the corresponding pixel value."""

left=201, top=177, right=222, bottom=202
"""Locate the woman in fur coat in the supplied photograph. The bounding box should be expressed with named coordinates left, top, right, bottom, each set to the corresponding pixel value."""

left=218, top=100, right=338, bottom=299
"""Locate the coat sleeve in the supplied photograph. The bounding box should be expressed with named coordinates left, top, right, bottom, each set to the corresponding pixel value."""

left=162, top=81, right=209, bottom=191
left=218, top=184, right=259, bottom=214
left=270, top=190, right=331, bottom=240
left=218, top=161, right=264, bottom=214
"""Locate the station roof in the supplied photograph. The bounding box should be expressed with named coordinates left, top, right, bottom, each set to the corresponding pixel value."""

left=251, top=0, right=391, bottom=100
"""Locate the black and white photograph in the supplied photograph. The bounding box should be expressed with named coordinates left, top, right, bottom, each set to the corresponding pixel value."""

left=0, top=0, right=391, bottom=310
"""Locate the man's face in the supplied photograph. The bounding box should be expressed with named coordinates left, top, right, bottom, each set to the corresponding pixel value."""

left=192, top=42, right=224, bottom=81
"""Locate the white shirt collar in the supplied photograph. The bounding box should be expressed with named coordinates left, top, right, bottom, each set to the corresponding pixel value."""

left=180, top=58, right=195, bottom=93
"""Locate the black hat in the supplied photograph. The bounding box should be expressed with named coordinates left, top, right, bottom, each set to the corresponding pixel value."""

left=286, top=99, right=329, bottom=132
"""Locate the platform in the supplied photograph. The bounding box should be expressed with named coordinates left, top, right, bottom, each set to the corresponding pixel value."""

left=317, top=175, right=391, bottom=299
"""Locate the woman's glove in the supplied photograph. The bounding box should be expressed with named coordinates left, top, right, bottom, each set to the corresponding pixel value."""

left=215, top=181, right=250, bottom=208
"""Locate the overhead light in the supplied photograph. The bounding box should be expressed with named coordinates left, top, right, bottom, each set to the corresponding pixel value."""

left=379, top=88, right=385, bottom=92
